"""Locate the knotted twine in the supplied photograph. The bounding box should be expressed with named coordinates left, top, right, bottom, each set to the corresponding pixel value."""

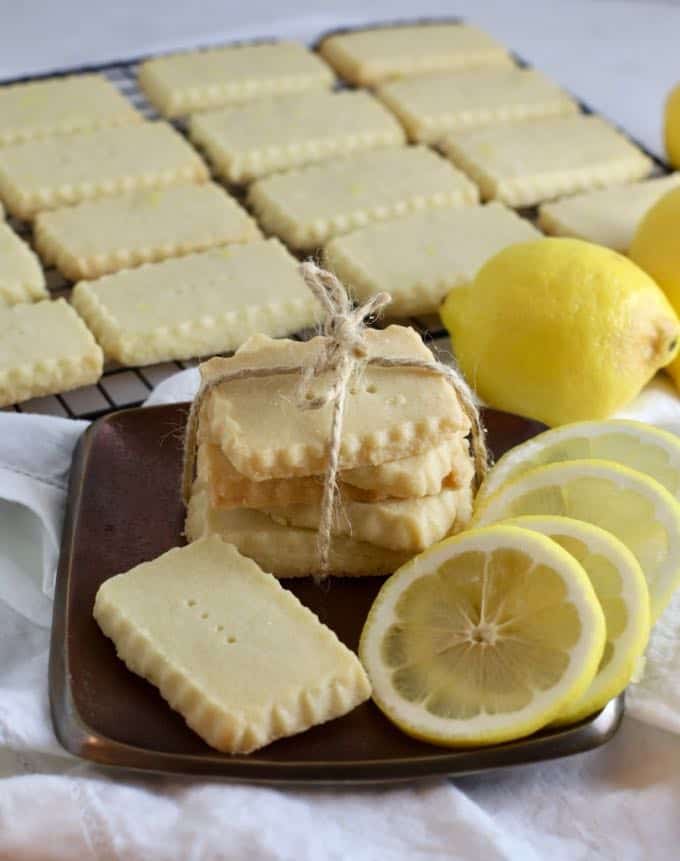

left=182, top=261, right=489, bottom=579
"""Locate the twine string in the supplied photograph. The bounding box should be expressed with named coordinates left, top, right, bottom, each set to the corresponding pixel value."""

left=181, top=262, right=488, bottom=579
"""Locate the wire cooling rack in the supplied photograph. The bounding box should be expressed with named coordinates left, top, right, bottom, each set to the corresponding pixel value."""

left=3, top=54, right=457, bottom=420
left=2, top=31, right=668, bottom=420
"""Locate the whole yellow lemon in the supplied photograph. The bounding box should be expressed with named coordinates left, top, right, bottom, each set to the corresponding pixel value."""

left=440, top=237, right=679, bottom=426
left=630, top=185, right=680, bottom=389
left=665, top=83, right=680, bottom=169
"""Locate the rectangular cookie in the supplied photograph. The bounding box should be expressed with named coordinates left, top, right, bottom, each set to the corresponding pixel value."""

left=94, top=536, right=371, bottom=753
left=189, top=89, right=405, bottom=184
left=0, top=222, right=48, bottom=306
left=538, top=173, right=680, bottom=251
left=0, top=74, right=142, bottom=146
left=34, top=183, right=261, bottom=281
left=0, top=121, right=209, bottom=220
left=0, top=298, right=103, bottom=406
left=319, top=23, right=513, bottom=86
left=440, top=115, right=653, bottom=207
left=201, top=434, right=472, bottom=509
left=248, top=146, right=479, bottom=250
left=202, top=326, right=469, bottom=480
left=324, top=202, right=540, bottom=316
left=341, top=436, right=472, bottom=496
left=139, top=42, right=334, bottom=118
left=377, top=68, right=578, bottom=143
left=70, top=239, right=318, bottom=366
left=186, top=487, right=413, bottom=577
left=264, top=485, right=472, bottom=552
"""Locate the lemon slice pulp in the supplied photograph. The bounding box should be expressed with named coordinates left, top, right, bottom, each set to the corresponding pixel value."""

left=473, top=459, right=680, bottom=623
left=359, top=525, right=605, bottom=747
left=477, top=419, right=680, bottom=508
left=502, top=516, right=650, bottom=723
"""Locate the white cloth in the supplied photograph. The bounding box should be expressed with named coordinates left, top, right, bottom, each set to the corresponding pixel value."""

left=3, top=369, right=680, bottom=859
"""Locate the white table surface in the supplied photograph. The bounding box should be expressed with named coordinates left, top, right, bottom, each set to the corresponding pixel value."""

left=1, top=0, right=679, bottom=158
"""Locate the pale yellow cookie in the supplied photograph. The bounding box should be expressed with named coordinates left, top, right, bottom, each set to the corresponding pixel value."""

left=248, top=146, right=479, bottom=250
left=377, top=68, right=578, bottom=143
left=189, top=89, right=405, bottom=184
left=319, top=23, right=513, bottom=86
left=324, top=203, right=540, bottom=316
left=70, top=239, right=318, bottom=366
left=201, top=442, right=339, bottom=509
left=94, top=535, right=371, bottom=753
left=186, top=487, right=413, bottom=577
left=538, top=173, right=680, bottom=251
left=341, top=435, right=472, bottom=496
left=0, top=222, right=47, bottom=306
left=203, top=326, right=469, bottom=480
left=139, top=42, right=334, bottom=118
left=0, top=121, right=209, bottom=219
left=264, top=484, right=472, bottom=552
left=0, top=74, right=142, bottom=146
left=440, top=115, right=653, bottom=207
left=0, top=298, right=103, bottom=406
left=201, top=435, right=473, bottom=510
left=34, top=183, right=261, bottom=280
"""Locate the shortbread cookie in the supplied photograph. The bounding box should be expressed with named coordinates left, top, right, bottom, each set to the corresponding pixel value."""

left=139, top=42, right=334, bottom=118
left=71, top=239, right=317, bottom=366
left=248, top=146, right=479, bottom=250
left=324, top=203, right=540, bottom=316
left=440, top=115, right=653, bottom=207
left=377, top=68, right=578, bottom=143
left=342, top=435, right=472, bottom=496
left=264, top=485, right=472, bottom=552
left=186, top=488, right=413, bottom=577
left=0, top=74, right=142, bottom=146
left=201, top=435, right=473, bottom=510
left=0, top=222, right=47, bottom=306
left=94, top=536, right=371, bottom=753
left=0, top=298, right=103, bottom=406
left=34, top=183, right=261, bottom=280
left=0, top=122, right=209, bottom=219
left=203, top=326, right=469, bottom=480
left=189, top=89, right=405, bottom=184
left=538, top=173, right=680, bottom=251
left=319, top=23, right=513, bottom=86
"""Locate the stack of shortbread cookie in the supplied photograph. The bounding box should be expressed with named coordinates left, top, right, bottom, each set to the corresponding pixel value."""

left=186, top=324, right=474, bottom=576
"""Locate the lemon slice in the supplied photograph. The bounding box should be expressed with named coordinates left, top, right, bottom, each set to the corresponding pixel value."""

left=501, top=516, right=650, bottom=724
left=359, top=525, right=605, bottom=747
left=477, top=419, right=680, bottom=508
left=473, top=459, right=680, bottom=623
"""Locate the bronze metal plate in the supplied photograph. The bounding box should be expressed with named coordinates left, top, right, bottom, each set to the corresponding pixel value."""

left=49, top=404, right=623, bottom=783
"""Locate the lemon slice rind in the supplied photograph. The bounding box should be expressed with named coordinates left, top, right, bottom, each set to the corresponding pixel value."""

left=473, top=459, right=680, bottom=623
left=359, top=525, right=606, bottom=748
left=477, top=419, right=680, bottom=508
left=501, top=515, right=650, bottom=724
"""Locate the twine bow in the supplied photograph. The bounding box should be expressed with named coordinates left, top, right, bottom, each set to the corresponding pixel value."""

left=295, top=262, right=391, bottom=410
left=182, top=262, right=488, bottom=579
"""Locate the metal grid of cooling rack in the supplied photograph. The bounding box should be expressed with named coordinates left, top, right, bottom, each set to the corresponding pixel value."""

left=3, top=54, right=456, bottom=421
left=2, top=33, right=668, bottom=420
